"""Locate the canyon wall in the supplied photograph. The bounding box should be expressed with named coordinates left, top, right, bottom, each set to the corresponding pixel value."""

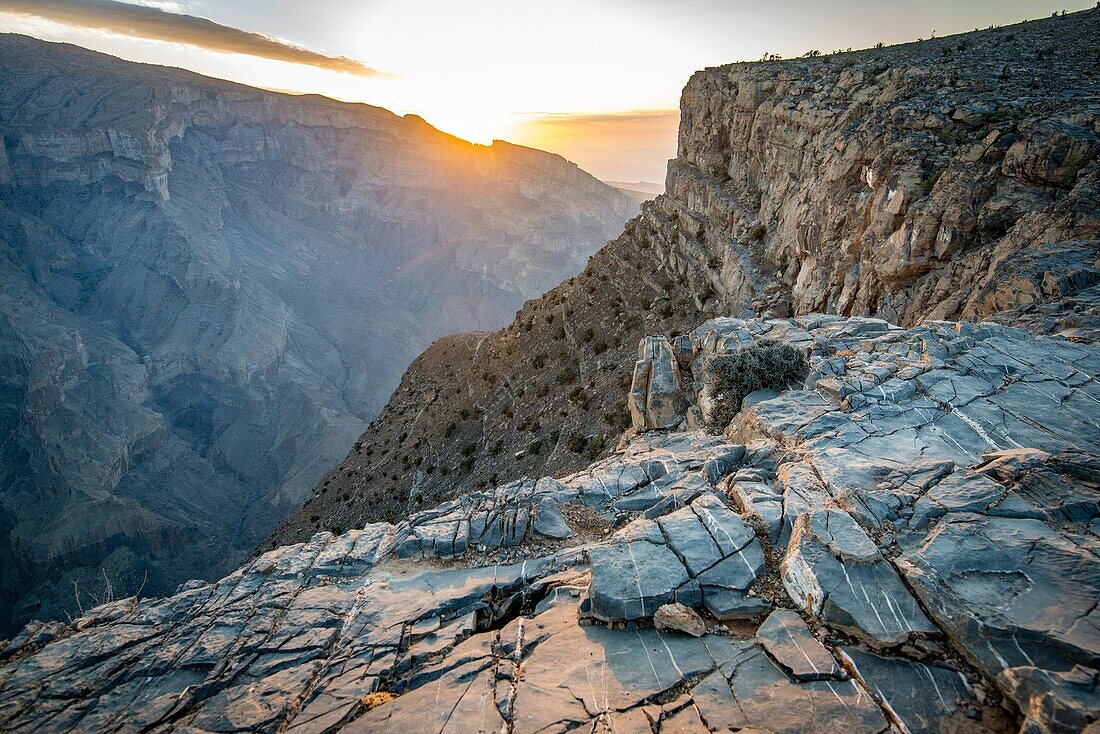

left=0, top=34, right=636, bottom=634
left=270, top=9, right=1099, bottom=548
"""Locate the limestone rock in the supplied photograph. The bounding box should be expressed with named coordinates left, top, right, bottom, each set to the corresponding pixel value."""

left=586, top=540, right=697, bottom=621
left=756, top=610, right=845, bottom=681
left=782, top=509, right=937, bottom=648
left=1, top=313, right=1098, bottom=732
left=840, top=648, right=982, bottom=733
left=653, top=602, right=707, bottom=637
left=629, top=336, right=690, bottom=430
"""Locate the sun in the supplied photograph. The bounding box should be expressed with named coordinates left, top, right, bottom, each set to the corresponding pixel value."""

left=413, top=105, right=519, bottom=146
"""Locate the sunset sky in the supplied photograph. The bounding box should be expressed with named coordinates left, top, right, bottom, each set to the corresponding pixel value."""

left=1, top=0, right=1092, bottom=183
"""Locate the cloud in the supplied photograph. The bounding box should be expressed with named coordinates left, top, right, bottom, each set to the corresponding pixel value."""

left=0, top=0, right=385, bottom=76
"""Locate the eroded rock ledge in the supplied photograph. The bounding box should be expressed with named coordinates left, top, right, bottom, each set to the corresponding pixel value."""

left=277, top=8, right=1100, bottom=552
left=1, top=315, right=1097, bottom=733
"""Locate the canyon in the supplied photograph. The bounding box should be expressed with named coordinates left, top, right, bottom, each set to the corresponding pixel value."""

left=0, top=9, right=1098, bottom=734
left=0, top=34, right=636, bottom=634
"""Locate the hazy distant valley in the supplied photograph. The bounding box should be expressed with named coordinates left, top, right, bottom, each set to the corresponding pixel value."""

left=0, top=34, right=635, bottom=633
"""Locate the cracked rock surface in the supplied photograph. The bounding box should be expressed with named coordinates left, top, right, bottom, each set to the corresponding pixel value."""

left=0, top=315, right=1097, bottom=732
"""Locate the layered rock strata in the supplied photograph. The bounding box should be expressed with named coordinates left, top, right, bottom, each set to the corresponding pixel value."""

left=3, top=314, right=1096, bottom=732
left=276, top=9, right=1100, bottom=547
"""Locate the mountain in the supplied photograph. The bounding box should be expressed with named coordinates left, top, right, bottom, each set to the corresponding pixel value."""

left=1, top=12, right=1099, bottom=734
left=268, top=9, right=1100, bottom=549
left=606, top=179, right=665, bottom=197
left=0, top=34, right=637, bottom=634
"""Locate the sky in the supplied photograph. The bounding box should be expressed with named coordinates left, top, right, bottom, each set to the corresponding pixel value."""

left=0, top=0, right=1093, bottom=184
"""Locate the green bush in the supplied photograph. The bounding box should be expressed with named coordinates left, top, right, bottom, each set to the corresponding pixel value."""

left=556, top=365, right=579, bottom=384
left=584, top=434, right=606, bottom=460
left=703, top=339, right=807, bottom=427
left=749, top=224, right=767, bottom=241
left=565, top=431, right=588, bottom=453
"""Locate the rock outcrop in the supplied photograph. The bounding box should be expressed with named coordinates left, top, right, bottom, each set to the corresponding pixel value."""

left=3, top=314, right=1095, bottom=732
left=271, top=9, right=1100, bottom=547
left=0, top=34, right=636, bottom=634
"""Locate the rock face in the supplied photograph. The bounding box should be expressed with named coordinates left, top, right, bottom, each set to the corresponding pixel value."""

left=3, top=314, right=1094, bottom=732
left=273, top=9, right=1100, bottom=548
left=0, top=34, right=637, bottom=633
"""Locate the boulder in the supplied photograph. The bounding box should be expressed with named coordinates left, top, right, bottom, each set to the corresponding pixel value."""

left=653, top=602, right=707, bottom=637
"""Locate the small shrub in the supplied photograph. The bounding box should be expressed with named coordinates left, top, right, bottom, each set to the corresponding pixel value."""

left=565, top=431, right=588, bottom=454
left=569, top=387, right=590, bottom=409
left=584, top=435, right=606, bottom=460
left=556, top=365, right=579, bottom=384
left=704, top=340, right=808, bottom=427
left=749, top=224, right=767, bottom=241
left=602, top=405, right=632, bottom=431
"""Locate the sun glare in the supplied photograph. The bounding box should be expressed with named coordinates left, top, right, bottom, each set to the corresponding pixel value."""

left=413, top=106, right=516, bottom=147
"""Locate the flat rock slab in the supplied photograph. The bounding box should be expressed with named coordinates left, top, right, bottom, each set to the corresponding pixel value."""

left=899, top=512, right=1100, bottom=731
left=840, top=648, right=978, bottom=733
left=783, top=509, right=936, bottom=647
left=586, top=540, right=696, bottom=621
left=690, top=643, right=887, bottom=733
left=756, top=610, right=845, bottom=681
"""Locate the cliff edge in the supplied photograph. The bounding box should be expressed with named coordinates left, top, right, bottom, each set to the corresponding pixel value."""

left=269, top=9, right=1100, bottom=547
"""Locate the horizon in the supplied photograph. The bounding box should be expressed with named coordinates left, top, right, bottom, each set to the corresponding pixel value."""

left=1, top=0, right=1093, bottom=184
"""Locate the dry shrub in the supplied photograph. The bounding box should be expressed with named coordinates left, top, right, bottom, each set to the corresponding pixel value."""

left=704, top=339, right=807, bottom=427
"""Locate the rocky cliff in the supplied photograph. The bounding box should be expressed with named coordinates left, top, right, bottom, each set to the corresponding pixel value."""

left=269, top=9, right=1100, bottom=547
left=0, top=34, right=636, bottom=634
left=2, top=314, right=1096, bottom=733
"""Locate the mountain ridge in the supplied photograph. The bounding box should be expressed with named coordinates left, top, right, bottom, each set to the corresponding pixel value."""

left=0, top=33, right=636, bottom=635
left=267, top=8, right=1100, bottom=550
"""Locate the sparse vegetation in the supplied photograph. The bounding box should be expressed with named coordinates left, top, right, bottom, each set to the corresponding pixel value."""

left=556, top=364, right=579, bottom=384
left=704, top=340, right=808, bottom=428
